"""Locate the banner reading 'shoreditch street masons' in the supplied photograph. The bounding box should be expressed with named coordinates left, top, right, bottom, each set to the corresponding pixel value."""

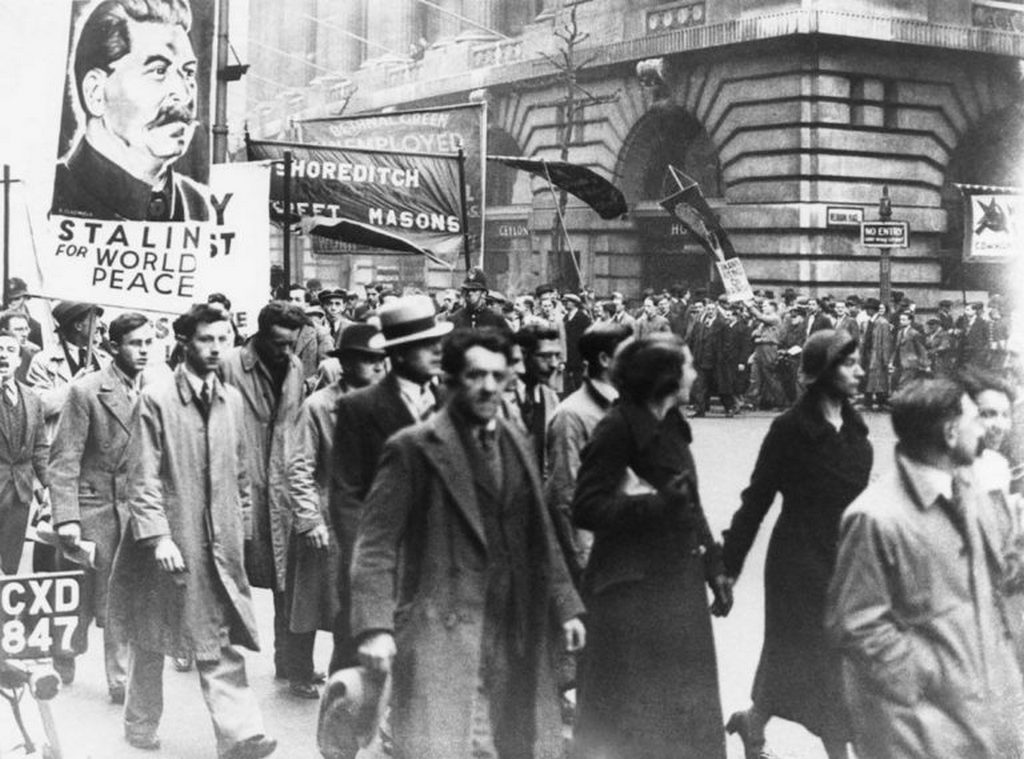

left=296, top=103, right=486, bottom=262
left=247, top=139, right=466, bottom=268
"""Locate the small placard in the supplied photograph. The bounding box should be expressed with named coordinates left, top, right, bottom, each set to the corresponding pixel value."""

left=716, top=258, right=754, bottom=302
left=827, top=206, right=864, bottom=227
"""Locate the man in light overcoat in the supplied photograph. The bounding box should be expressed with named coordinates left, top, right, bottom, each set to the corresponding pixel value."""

left=109, top=304, right=276, bottom=759
left=50, top=312, right=153, bottom=703
left=220, top=302, right=312, bottom=696
left=827, top=378, right=1024, bottom=759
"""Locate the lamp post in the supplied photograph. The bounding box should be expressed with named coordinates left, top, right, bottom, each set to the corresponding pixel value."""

left=878, top=185, right=893, bottom=307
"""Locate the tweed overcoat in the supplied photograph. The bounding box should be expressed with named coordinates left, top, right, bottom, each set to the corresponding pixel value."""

left=220, top=343, right=305, bottom=592
left=349, top=409, right=584, bottom=759
left=108, top=369, right=259, bottom=660
left=862, top=315, right=894, bottom=394
left=49, top=364, right=137, bottom=625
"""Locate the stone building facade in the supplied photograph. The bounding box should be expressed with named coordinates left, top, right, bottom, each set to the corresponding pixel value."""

left=246, top=0, right=1024, bottom=305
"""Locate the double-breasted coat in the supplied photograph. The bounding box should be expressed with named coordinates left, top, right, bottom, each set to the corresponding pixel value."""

left=862, top=315, right=894, bottom=395
left=0, top=383, right=49, bottom=573
left=827, top=456, right=1024, bottom=759
left=50, top=364, right=137, bottom=626
left=220, top=343, right=305, bottom=592
left=108, top=369, right=259, bottom=660
left=722, top=393, right=872, bottom=741
left=349, top=409, right=584, bottom=759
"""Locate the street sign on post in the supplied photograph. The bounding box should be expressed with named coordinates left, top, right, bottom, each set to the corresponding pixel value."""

left=860, top=221, right=909, bottom=248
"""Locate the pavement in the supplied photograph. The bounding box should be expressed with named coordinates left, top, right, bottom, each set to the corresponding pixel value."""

left=0, top=408, right=899, bottom=759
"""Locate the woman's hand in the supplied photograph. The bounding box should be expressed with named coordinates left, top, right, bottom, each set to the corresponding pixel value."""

left=710, top=575, right=734, bottom=617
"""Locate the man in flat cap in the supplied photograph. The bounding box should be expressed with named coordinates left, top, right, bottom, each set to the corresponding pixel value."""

left=562, top=292, right=592, bottom=395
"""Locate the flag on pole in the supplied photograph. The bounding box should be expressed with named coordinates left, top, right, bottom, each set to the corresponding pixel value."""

left=659, top=165, right=736, bottom=262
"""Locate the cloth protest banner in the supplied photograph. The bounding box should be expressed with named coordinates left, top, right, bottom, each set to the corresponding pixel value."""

left=247, top=139, right=464, bottom=269
left=955, top=184, right=1022, bottom=262
left=297, top=103, right=486, bottom=260
left=488, top=156, right=627, bottom=220
left=716, top=258, right=755, bottom=302
left=301, top=217, right=448, bottom=268
left=659, top=165, right=736, bottom=262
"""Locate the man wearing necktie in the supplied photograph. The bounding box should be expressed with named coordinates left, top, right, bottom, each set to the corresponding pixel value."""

left=0, top=329, right=50, bottom=575
left=827, top=378, right=1024, bottom=759
left=108, top=304, right=276, bottom=758
left=351, top=328, right=585, bottom=759
left=507, top=324, right=561, bottom=475
left=329, top=295, right=452, bottom=673
left=49, top=312, right=154, bottom=704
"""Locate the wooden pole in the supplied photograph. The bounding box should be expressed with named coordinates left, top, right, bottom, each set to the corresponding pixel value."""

left=282, top=151, right=292, bottom=289
left=456, top=145, right=472, bottom=273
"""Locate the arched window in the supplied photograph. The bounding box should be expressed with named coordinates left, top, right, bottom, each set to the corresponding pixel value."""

left=486, top=128, right=525, bottom=207
left=617, top=106, right=723, bottom=202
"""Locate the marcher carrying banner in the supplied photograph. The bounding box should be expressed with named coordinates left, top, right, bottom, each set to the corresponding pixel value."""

left=659, top=165, right=737, bottom=262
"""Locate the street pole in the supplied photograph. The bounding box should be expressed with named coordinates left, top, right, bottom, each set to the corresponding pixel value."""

left=282, top=151, right=292, bottom=288
left=2, top=165, right=10, bottom=301
left=878, top=185, right=893, bottom=307
left=212, top=0, right=230, bottom=163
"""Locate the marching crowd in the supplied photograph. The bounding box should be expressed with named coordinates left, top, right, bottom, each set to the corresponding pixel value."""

left=0, top=267, right=1021, bottom=759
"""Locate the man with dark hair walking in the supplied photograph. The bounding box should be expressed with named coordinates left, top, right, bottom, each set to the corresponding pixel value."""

left=828, top=378, right=1024, bottom=759
left=351, top=327, right=585, bottom=759
left=109, top=304, right=275, bottom=758
left=50, top=312, right=154, bottom=704
left=220, top=301, right=314, bottom=698
left=329, top=295, right=452, bottom=673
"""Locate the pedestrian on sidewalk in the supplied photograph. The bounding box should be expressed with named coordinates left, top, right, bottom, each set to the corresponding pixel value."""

left=721, top=329, right=872, bottom=759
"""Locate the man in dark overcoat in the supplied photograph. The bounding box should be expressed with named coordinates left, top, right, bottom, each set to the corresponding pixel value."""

left=108, top=304, right=276, bottom=759
left=328, top=295, right=452, bottom=673
left=50, top=312, right=153, bottom=703
left=351, top=328, right=585, bottom=759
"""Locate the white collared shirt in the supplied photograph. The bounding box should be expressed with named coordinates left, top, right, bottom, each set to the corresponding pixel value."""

left=396, top=374, right=433, bottom=421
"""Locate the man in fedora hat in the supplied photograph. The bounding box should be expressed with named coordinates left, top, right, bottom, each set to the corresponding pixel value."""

left=3, top=278, right=43, bottom=349
left=329, top=295, right=452, bottom=673
left=449, top=268, right=510, bottom=333
left=288, top=323, right=386, bottom=696
left=351, top=327, right=585, bottom=759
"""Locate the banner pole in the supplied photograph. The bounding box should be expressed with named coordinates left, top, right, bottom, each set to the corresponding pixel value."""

left=543, top=161, right=582, bottom=284
left=456, top=145, right=472, bottom=272
left=2, top=164, right=9, bottom=301
left=282, top=151, right=292, bottom=289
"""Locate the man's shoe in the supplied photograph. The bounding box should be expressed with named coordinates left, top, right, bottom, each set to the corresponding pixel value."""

left=172, top=654, right=193, bottom=672
left=310, top=670, right=326, bottom=685
left=53, top=656, right=75, bottom=685
left=110, top=685, right=126, bottom=705
left=224, top=735, right=277, bottom=759
left=288, top=680, right=320, bottom=699
left=126, top=733, right=161, bottom=751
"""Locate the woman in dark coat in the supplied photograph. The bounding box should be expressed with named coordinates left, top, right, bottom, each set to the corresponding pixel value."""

left=722, top=329, right=872, bottom=759
left=572, top=334, right=732, bottom=759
